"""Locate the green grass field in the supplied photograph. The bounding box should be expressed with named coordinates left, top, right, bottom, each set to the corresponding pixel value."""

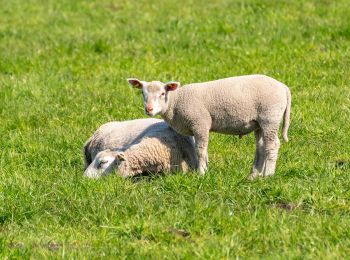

left=1, top=0, right=350, bottom=258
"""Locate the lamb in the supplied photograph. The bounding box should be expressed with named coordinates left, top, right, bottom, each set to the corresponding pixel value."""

left=83, top=119, right=197, bottom=178
left=83, top=118, right=162, bottom=169
left=128, top=74, right=291, bottom=179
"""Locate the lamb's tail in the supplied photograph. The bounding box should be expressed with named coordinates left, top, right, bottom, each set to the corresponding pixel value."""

left=282, top=87, right=291, bottom=142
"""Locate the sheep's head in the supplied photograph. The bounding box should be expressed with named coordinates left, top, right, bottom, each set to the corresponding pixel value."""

left=84, top=149, right=126, bottom=179
left=127, top=78, right=180, bottom=116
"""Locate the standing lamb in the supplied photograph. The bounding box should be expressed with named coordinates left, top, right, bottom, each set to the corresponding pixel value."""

left=128, top=74, right=291, bottom=179
left=83, top=119, right=197, bottom=178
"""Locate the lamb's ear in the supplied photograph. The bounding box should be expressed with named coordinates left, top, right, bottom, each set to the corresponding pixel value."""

left=127, top=78, right=144, bottom=89
left=164, top=81, right=180, bottom=91
left=115, top=152, right=126, bottom=161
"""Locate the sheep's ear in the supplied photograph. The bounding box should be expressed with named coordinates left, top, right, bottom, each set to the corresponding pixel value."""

left=164, top=81, right=179, bottom=91
left=127, top=78, right=144, bottom=89
left=115, top=152, right=126, bottom=161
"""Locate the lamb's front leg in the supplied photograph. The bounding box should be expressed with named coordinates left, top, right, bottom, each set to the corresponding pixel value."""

left=194, top=131, right=209, bottom=175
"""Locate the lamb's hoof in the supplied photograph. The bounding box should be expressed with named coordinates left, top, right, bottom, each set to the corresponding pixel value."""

left=248, top=170, right=263, bottom=180
left=198, top=170, right=206, bottom=176
left=263, top=172, right=275, bottom=178
left=197, top=165, right=208, bottom=176
left=249, top=170, right=275, bottom=180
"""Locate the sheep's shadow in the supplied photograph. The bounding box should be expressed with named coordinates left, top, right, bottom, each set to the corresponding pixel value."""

left=128, top=171, right=165, bottom=183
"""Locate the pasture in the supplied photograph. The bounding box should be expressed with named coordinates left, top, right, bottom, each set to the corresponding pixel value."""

left=0, top=0, right=349, bottom=258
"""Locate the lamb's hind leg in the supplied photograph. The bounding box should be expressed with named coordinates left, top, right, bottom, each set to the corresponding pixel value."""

left=260, top=126, right=280, bottom=177
left=249, top=129, right=264, bottom=179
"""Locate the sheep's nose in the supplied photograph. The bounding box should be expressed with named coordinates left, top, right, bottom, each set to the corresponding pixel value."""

left=146, top=106, right=153, bottom=112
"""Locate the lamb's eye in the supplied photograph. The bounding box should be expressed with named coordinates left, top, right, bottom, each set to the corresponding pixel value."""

left=98, top=160, right=108, bottom=168
left=161, top=92, right=165, bottom=97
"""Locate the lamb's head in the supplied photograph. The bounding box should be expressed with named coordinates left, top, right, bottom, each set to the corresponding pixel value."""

left=83, top=149, right=126, bottom=179
left=127, top=78, right=180, bottom=116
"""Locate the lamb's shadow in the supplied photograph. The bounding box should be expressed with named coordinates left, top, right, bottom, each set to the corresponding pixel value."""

left=115, top=121, right=197, bottom=172
left=119, top=121, right=170, bottom=148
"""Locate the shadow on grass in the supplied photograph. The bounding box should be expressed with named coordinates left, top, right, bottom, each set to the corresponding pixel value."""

left=128, top=171, right=165, bottom=183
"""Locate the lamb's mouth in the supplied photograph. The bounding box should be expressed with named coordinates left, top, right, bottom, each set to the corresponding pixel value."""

left=145, top=110, right=155, bottom=116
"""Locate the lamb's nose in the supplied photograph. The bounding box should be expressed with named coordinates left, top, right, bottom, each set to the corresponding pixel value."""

left=146, top=106, right=153, bottom=112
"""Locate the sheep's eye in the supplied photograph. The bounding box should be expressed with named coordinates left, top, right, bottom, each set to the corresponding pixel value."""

left=98, top=160, right=108, bottom=168
left=161, top=92, right=165, bottom=96
left=100, top=160, right=108, bottom=165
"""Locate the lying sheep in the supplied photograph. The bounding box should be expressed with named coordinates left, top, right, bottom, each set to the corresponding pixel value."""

left=128, top=74, right=291, bottom=179
left=83, top=119, right=197, bottom=178
left=83, top=118, right=162, bottom=170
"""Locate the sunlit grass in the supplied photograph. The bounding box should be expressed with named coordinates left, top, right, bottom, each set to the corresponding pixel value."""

left=0, top=0, right=349, bottom=258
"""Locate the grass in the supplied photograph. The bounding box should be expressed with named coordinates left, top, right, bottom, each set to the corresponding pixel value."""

left=0, top=0, right=350, bottom=258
